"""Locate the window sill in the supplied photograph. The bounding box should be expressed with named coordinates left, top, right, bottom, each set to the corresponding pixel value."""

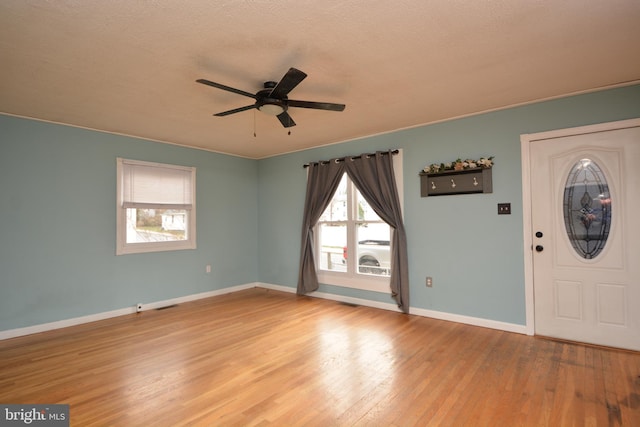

left=116, top=240, right=196, bottom=255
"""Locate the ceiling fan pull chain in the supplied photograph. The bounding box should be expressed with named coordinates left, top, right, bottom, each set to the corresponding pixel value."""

left=253, top=110, right=257, bottom=137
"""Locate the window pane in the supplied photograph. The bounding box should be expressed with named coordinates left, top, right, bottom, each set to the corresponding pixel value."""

left=318, top=223, right=347, bottom=272
left=356, top=191, right=381, bottom=221
left=318, top=174, right=348, bottom=222
left=357, top=223, right=391, bottom=276
left=126, top=208, right=188, bottom=243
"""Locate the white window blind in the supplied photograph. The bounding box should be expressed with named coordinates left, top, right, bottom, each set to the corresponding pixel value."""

left=121, top=160, right=194, bottom=210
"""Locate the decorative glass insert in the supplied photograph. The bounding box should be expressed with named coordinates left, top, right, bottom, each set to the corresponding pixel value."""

left=563, top=159, right=611, bottom=259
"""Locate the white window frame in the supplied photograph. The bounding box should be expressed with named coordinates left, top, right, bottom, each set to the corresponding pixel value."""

left=116, top=158, right=196, bottom=255
left=317, top=151, right=403, bottom=293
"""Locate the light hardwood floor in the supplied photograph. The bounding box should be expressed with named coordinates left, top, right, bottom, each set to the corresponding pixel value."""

left=1, top=288, right=639, bottom=426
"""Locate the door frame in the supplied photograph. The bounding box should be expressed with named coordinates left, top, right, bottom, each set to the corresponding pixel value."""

left=520, top=117, right=640, bottom=337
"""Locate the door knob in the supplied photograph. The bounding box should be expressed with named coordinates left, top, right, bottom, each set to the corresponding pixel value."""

left=535, top=231, right=543, bottom=238
left=535, top=245, right=544, bottom=252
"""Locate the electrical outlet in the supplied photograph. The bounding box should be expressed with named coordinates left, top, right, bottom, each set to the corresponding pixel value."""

left=206, top=264, right=211, bottom=273
left=426, top=276, right=433, bottom=287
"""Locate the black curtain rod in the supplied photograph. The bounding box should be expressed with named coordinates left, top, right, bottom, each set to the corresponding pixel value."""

left=303, top=149, right=399, bottom=168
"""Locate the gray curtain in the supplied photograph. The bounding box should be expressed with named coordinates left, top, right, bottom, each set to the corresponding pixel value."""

left=344, top=151, right=410, bottom=313
left=297, top=159, right=345, bottom=294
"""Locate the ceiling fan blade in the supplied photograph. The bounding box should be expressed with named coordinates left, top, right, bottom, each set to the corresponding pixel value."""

left=269, top=68, right=307, bottom=98
left=196, top=79, right=257, bottom=99
left=287, top=100, right=346, bottom=111
left=277, top=111, right=296, bottom=128
left=214, top=104, right=257, bottom=116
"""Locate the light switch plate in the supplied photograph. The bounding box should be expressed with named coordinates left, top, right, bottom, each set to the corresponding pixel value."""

left=498, top=203, right=511, bottom=215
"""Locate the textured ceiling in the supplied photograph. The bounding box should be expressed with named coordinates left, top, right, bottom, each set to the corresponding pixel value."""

left=1, top=1, right=639, bottom=159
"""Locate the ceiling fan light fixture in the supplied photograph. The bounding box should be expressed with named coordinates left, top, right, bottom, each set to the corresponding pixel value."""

left=258, top=102, right=285, bottom=116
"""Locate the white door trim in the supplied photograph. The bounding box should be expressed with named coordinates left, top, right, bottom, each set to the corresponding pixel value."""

left=520, top=117, right=640, bottom=337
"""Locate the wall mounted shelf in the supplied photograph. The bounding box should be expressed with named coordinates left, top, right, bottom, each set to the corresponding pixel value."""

left=419, top=168, right=492, bottom=197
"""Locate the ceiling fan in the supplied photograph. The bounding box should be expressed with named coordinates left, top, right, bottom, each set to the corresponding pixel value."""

left=196, top=67, right=345, bottom=128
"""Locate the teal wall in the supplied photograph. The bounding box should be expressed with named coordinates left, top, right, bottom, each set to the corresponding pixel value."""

left=2, top=84, right=639, bottom=331
left=0, top=116, right=258, bottom=330
left=258, top=84, right=640, bottom=325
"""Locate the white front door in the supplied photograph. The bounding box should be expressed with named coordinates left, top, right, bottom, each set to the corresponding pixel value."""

left=525, top=119, right=640, bottom=351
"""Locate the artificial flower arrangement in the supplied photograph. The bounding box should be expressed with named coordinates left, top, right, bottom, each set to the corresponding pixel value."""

left=422, top=156, right=494, bottom=174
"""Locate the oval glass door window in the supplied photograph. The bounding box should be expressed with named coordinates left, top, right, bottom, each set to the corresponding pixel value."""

left=563, top=158, right=612, bottom=259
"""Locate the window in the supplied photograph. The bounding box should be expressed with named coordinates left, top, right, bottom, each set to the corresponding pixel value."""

left=563, top=158, right=612, bottom=259
left=316, top=154, right=402, bottom=293
left=116, top=158, right=196, bottom=255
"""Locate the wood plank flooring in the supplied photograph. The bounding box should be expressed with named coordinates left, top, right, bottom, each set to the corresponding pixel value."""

left=1, top=288, right=639, bottom=426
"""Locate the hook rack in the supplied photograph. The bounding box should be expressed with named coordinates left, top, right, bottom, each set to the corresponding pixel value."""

left=419, top=168, right=492, bottom=197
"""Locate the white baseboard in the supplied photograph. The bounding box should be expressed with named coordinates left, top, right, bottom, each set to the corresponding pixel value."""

left=409, top=307, right=528, bottom=335
left=255, top=282, right=298, bottom=294
left=0, top=283, right=259, bottom=340
left=257, top=282, right=527, bottom=334
left=1, top=281, right=526, bottom=340
left=0, top=306, right=137, bottom=341
left=140, top=283, right=256, bottom=310
left=257, top=282, right=404, bottom=312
